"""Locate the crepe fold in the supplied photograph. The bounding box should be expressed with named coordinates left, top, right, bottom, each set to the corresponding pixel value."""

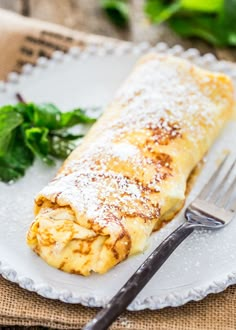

left=27, top=54, right=234, bottom=276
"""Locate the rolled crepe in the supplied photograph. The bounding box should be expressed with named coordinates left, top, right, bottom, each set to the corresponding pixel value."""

left=27, top=54, right=234, bottom=275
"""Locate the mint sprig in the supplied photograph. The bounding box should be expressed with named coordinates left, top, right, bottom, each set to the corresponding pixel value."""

left=144, top=0, right=236, bottom=47
left=0, top=95, right=97, bottom=183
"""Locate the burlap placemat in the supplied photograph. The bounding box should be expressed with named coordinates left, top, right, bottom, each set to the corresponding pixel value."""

left=0, top=8, right=126, bottom=80
left=0, top=8, right=236, bottom=330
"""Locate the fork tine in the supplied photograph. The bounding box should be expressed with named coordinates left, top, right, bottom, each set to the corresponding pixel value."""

left=198, top=154, right=229, bottom=200
left=218, top=175, right=236, bottom=209
left=210, top=159, right=236, bottom=203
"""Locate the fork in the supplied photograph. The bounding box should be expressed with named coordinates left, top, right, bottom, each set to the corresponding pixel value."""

left=83, top=154, right=236, bottom=330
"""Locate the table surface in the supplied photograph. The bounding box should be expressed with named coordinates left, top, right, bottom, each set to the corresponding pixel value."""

left=0, top=1, right=235, bottom=330
left=0, top=0, right=236, bottom=62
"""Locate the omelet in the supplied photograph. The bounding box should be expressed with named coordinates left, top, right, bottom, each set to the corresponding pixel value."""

left=27, top=54, right=234, bottom=275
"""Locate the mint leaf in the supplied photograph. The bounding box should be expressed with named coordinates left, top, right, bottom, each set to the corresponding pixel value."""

left=0, top=97, right=97, bottom=183
left=49, top=131, right=83, bottom=158
left=60, top=108, right=96, bottom=127
left=145, top=0, right=181, bottom=24
left=169, top=16, right=222, bottom=46
left=30, top=103, right=61, bottom=129
left=49, top=136, right=78, bottom=159
left=14, top=102, right=34, bottom=122
left=0, top=128, right=33, bottom=182
left=51, top=131, right=84, bottom=140
left=181, top=0, right=223, bottom=12
left=14, top=102, right=61, bottom=129
left=144, top=0, right=236, bottom=46
left=217, top=0, right=236, bottom=46
left=24, top=126, right=54, bottom=165
left=0, top=106, right=23, bottom=157
left=101, top=0, right=129, bottom=27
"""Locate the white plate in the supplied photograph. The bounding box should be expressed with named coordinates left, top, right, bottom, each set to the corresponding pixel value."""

left=0, top=42, right=236, bottom=310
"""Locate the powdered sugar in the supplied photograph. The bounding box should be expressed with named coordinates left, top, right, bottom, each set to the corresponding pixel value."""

left=113, top=55, right=217, bottom=137
left=110, top=142, right=139, bottom=161
left=36, top=54, right=231, bottom=233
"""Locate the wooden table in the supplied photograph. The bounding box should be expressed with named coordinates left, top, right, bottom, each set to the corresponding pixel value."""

left=0, top=0, right=235, bottom=62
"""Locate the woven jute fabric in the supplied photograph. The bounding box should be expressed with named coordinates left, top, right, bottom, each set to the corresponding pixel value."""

left=1, top=276, right=236, bottom=330
left=0, top=8, right=236, bottom=330
left=0, top=8, right=125, bottom=80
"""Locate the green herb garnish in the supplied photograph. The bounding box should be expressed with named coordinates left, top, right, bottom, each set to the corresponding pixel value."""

left=144, top=0, right=236, bottom=47
left=0, top=94, right=96, bottom=183
left=100, top=0, right=236, bottom=46
left=101, top=0, right=129, bottom=27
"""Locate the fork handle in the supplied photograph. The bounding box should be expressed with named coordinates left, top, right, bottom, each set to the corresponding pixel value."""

left=83, top=222, right=195, bottom=330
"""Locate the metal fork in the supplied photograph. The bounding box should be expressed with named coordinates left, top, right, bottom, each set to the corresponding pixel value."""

left=83, top=154, right=236, bottom=330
